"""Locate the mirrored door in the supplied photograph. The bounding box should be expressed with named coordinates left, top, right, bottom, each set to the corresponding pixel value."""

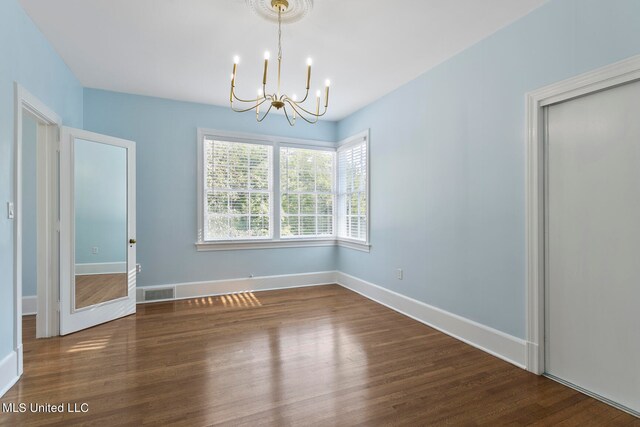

left=60, top=127, right=136, bottom=335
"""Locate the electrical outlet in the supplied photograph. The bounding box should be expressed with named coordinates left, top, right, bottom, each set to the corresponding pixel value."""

left=91, top=247, right=99, bottom=255
left=136, top=263, right=142, bottom=273
left=396, top=268, right=403, bottom=280
left=7, top=202, right=14, bottom=220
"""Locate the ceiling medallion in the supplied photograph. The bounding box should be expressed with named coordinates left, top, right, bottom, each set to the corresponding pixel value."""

left=230, top=0, right=329, bottom=125
left=245, top=0, right=313, bottom=24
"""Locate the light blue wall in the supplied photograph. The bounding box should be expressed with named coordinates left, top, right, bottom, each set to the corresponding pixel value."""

left=74, top=139, right=128, bottom=265
left=7, top=0, right=640, bottom=360
left=83, top=89, right=338, bottom=287
left=21, top=114, right=37, bottom=297
left=337, top=0, right=640, bottom=339
left=0, top=0, right=83, bottom=359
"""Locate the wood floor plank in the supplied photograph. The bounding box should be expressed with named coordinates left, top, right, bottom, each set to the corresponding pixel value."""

left=0, top=285, right=636, bottom=426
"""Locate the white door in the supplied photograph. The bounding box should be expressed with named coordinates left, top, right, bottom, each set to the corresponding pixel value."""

left=545, top=79, right=640, bottom=415
left=60, top=127, right=136, bottom=335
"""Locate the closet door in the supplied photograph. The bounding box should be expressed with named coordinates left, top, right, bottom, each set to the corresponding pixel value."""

left=545, top=79, right=640, bottom=415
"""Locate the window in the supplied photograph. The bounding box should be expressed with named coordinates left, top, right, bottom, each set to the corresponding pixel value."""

left=197, top=129, right=369, bottom=251
left=203, top=138, right=272, bottom=240
left=337, top=138, right=368, bottom=242
left=280, top=147, right=335, bottom=238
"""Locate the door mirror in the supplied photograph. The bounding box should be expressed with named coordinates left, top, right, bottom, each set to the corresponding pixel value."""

left=73, top=138, right=128, bottom=309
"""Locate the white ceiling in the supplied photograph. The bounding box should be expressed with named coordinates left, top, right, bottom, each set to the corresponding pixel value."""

left=20, top=0, right=546, bottom=121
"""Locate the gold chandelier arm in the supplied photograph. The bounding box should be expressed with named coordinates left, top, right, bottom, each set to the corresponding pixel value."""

left=231, top=97, right=269, bottom=113
left=256, top=102, right=274, bottom=122
left=298, top=88, right=310, bottom=103
left=282, top=104, right=296, bottom=126
left=232, top=86, right=269, bottom=104
left=284, top=98, right=328, bottom=118
left=284, top=99, right=321, bottom=124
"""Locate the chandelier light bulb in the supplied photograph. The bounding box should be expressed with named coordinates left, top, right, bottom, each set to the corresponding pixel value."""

left=316, top=90, right=321, bottom=98
left=264, top=51, right=270, bottom=60
left=292, top=94, right=298, bottom=101
left=307, top=57, right=313, bottom=66
left=258, top=88, right=263, bottom=96
left=325, top=79, right=331, bottom=87
left=233, top=55, right=240, bottom=64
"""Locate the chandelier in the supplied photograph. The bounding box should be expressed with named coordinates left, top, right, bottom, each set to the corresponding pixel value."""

left=229, top=0, right=330, bottom=125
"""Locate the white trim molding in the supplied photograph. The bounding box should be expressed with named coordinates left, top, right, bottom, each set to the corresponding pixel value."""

left=196, top=239, right=336, bottom=251
left=14, top=83, right=62, bottom=370
left=75, top=262, right=127, bottom=275
left=196, top=238, right=371, bottom=252
left=0, top=350, right=19, bottom=398
left=136, top=271, right=339, bottom=303
left=336, top=272, right=527, bottom=369
left=525, top=54, right=640, bottom=374
left=336, top=238, right=370, bottom=252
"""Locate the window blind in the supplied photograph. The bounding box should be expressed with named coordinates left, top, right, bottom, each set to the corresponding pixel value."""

left=204, top=138, right=272, bottom=240
left=280, top=147, right=335, bottom=238
left=337, top=139, right=367, bottom=241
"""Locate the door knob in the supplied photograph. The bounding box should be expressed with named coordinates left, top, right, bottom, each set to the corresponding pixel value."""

left=129, top=238, right=137, bottom=244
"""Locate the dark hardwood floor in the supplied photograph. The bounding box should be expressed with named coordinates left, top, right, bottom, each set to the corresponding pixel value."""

left=1, top=285, right=637, bottom=426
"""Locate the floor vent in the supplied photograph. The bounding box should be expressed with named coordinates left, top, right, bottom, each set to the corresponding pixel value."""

left=144, top=287, right=175, bottom=302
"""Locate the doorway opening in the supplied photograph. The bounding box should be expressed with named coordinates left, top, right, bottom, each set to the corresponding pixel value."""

left=14, top=84, right=62, bottom=376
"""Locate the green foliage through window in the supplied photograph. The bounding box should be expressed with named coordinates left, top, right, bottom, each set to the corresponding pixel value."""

left=337, top=140, right=367, bottom=241
left=201, top=134, right=367, bottom=244
left=205, top=139, right=271, bottom=240
left=280, top=147, right=335, bottom=237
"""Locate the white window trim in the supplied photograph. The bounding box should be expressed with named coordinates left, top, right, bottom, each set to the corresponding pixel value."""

left=196, top=127, right=370, bottom=252
left=336, top=129, right=370, bottom=248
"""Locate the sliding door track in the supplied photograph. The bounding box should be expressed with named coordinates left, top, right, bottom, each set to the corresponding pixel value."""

left=544, top=374, right=639, bottom=418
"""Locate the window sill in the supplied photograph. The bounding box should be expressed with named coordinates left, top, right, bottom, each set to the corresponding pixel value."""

left=336, top=239, right=371, bottom=253
left=195, top=238, right=371, bottom=252
left=195, top=239, right=336, bottom=251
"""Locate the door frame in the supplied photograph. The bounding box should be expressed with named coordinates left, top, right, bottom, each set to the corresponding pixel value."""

left=525, top=54, right=640, bottom=374
left=13, top=83, right=62, bottom=374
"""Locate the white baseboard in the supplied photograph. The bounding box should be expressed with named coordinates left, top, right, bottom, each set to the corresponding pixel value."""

left=22, top=296, right=37, bottom=315
left=336, top=272, right=527, bottom=369
left=526, top=341, right=541, bottom=374
left=136, top=271, right=339, bottom=303
left=16, top=345, right=23, bottom=377
left=75, top=262, right=127, bottom=275
left=0, top=350, right=19, bottom=398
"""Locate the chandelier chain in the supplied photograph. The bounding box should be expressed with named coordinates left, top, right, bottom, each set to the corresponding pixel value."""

left=278, top=8, right=282, bottom=62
